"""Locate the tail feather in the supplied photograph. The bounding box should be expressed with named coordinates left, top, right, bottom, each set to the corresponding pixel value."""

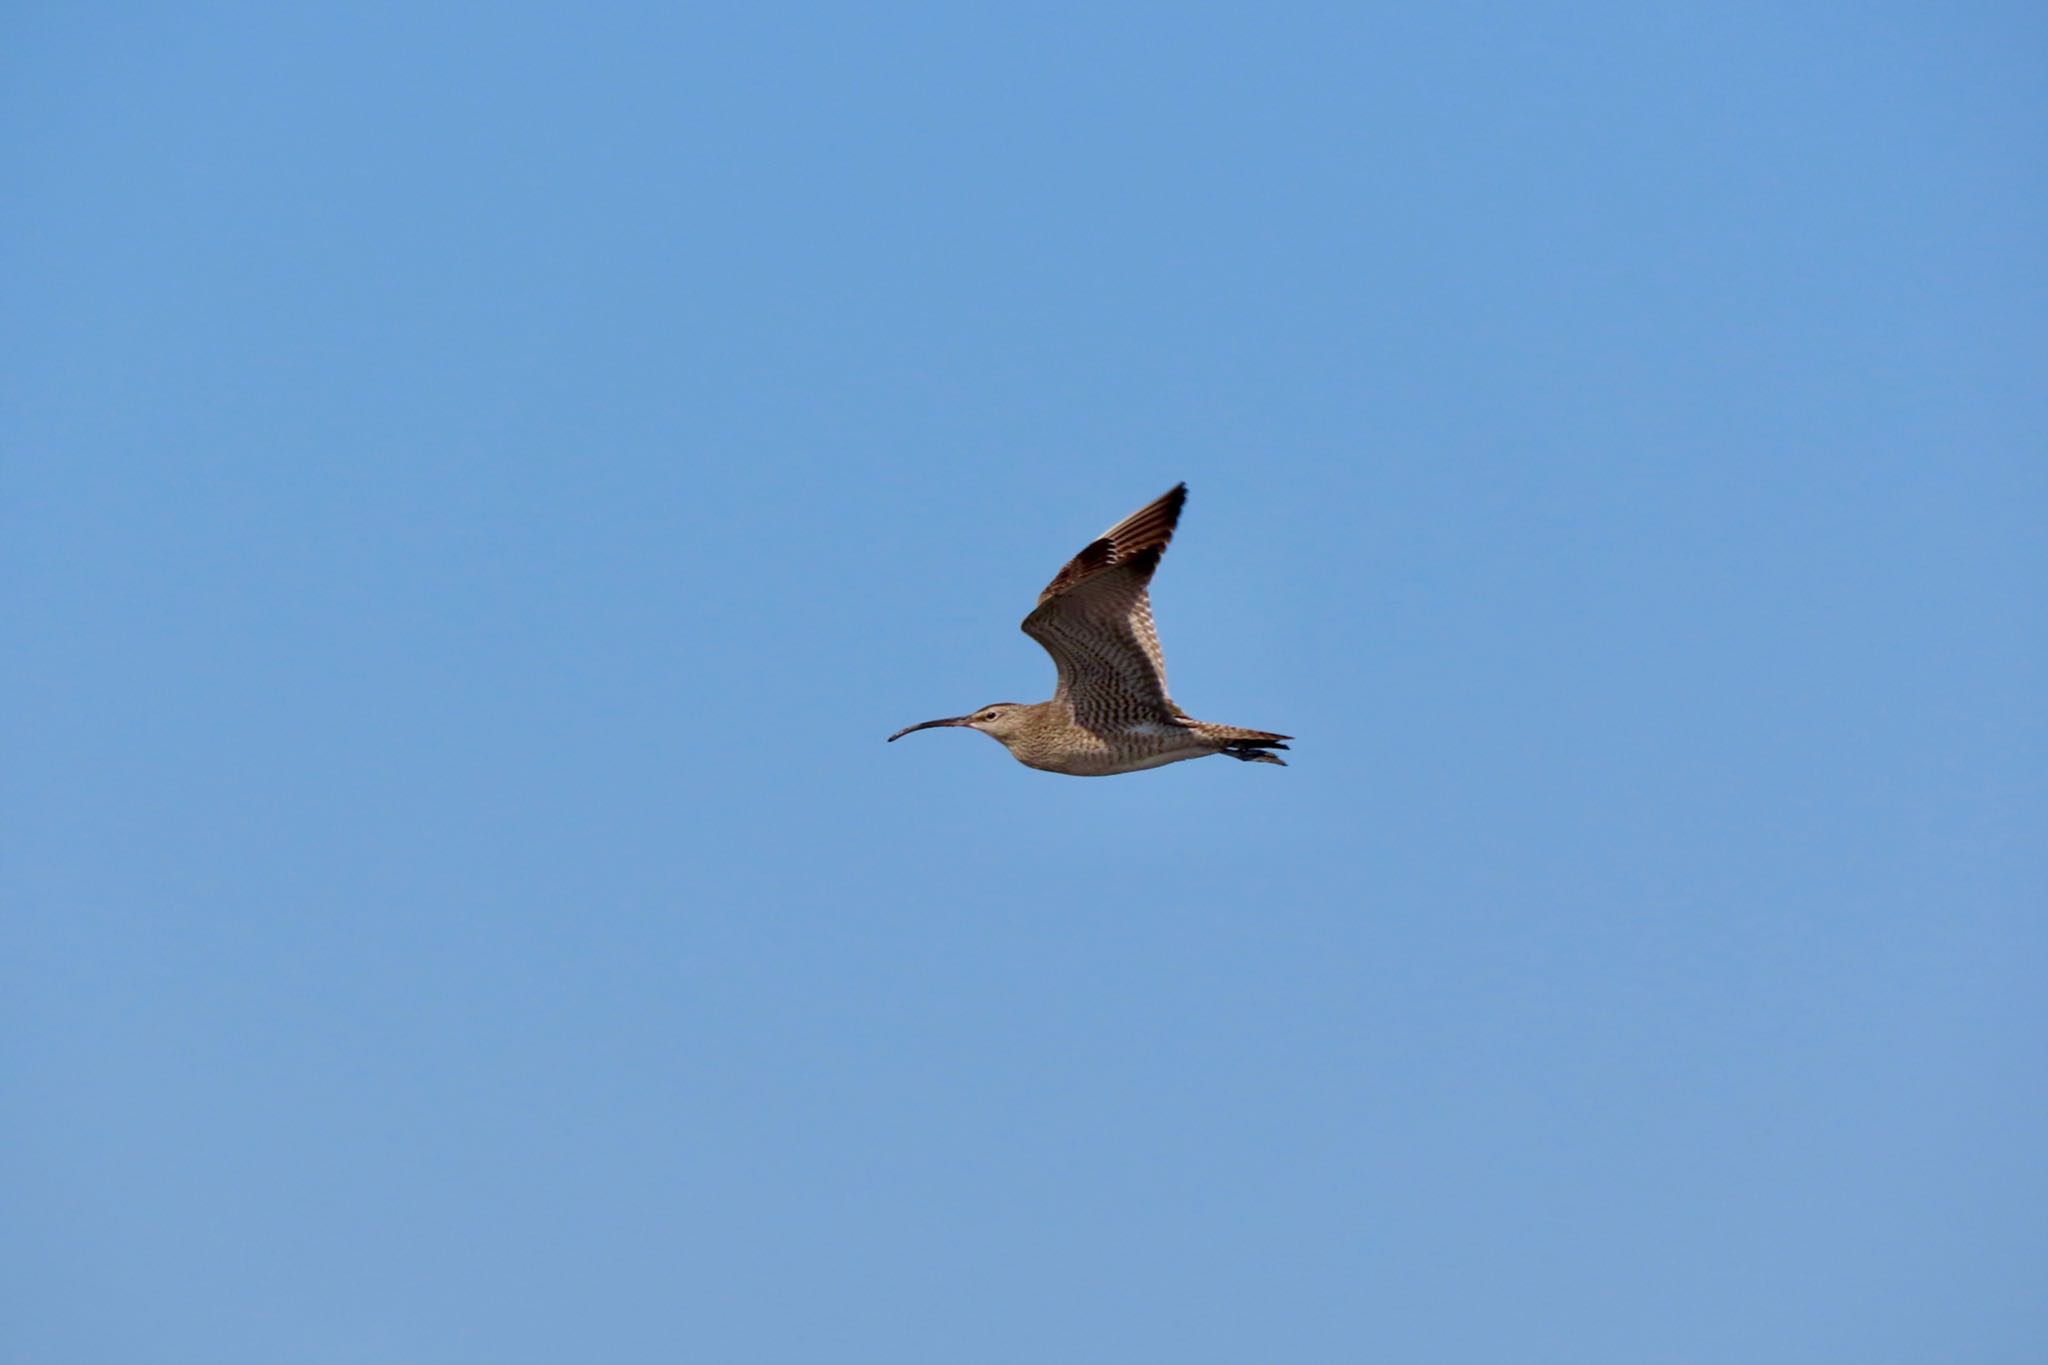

left=1188, top=719, right=1292, bottom=767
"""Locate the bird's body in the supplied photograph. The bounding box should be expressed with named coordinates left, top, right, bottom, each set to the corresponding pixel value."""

left=888, top=483, right=1290, bottom=776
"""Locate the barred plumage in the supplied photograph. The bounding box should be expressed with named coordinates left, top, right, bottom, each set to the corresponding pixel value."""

left=888, top=483, right=1291, bottom=776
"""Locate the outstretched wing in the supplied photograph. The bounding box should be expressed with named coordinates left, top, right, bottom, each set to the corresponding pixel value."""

left=1021, top=483, right=1186, bottom=731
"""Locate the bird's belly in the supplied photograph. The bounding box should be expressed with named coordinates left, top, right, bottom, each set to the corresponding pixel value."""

left=1014, top=727, right=1211, bottom=777
left=1105, top=747, right=1209, bottom=773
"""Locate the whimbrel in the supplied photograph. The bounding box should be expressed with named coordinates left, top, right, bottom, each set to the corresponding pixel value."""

left=888, top=483, right=1291, bottom=776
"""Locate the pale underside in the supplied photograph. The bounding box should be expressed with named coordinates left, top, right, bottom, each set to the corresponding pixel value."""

left=1006, top=724, right=1220, bottom=776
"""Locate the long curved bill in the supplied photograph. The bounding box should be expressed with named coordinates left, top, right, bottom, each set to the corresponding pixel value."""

left=887, top=716, right=970, bottom=742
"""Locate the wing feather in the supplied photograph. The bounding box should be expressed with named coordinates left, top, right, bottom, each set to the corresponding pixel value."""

left=1021, top=484, right=1186, bottom=730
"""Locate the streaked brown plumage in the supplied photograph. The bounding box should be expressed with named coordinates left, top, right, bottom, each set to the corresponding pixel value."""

left=887, top=483, right=1291, bottom=776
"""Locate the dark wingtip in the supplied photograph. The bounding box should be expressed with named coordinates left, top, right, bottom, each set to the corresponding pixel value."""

left=1033, top=482, right=1191, bottom=604
left=1154, top=482, right=1189, bottom=527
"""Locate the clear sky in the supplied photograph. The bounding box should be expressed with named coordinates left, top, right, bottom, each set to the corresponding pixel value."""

left=5, top=4, right=2043, bottom=1362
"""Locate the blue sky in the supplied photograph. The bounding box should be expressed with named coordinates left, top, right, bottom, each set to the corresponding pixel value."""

left=5, top=3, right=2043, bottom=1361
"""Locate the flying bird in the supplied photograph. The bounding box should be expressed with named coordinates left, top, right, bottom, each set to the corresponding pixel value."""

left=888, top=483, right=1291, bottom=775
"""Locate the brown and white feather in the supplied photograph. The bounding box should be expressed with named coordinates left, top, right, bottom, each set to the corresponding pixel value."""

left=1021, top=482, right=1188, bottom=733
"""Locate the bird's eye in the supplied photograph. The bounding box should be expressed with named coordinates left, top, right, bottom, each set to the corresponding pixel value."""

left=983, top=710, right=999, bottom=720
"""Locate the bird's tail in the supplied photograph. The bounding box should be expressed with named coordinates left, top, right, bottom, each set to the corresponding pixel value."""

left=1190, top=721, right=1293, bottom=767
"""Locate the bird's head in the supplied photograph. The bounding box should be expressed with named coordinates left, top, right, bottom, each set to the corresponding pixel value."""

left=887, top=702, right=1032, bottom=746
